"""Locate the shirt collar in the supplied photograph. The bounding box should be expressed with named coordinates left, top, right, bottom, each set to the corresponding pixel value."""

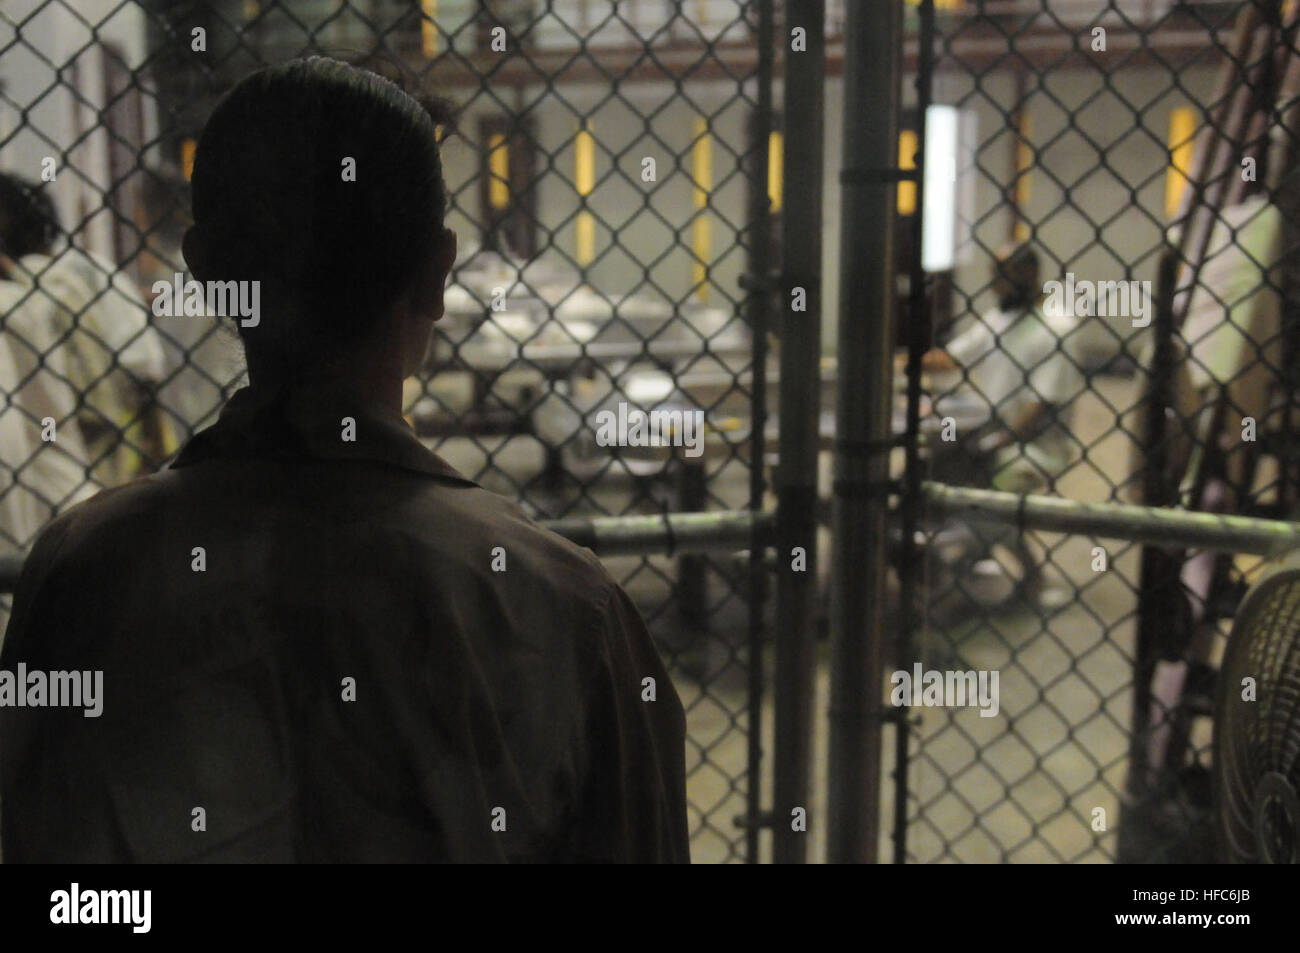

left=171, top=384, right=478, bottom=487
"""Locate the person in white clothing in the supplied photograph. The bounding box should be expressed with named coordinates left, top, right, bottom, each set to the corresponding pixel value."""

left=0, top=277, right=99, bottom=641
left=0, top=175, right=173, bottom=485
left=921, top=243, right=1084, bottom=494
left=909, top=243, right=1086, bottom=610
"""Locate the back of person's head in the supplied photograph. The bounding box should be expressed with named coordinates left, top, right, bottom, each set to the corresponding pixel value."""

left=992, top=241, right=1040, bottom=309
left=0, top=173, right=59, bottom=260
left=186, top=56, right=454, bottom=375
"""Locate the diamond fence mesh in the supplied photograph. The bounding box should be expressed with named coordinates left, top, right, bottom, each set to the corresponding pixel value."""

left=897, top=0, right=1299, bottom=863
left=0, top=0, right=773, bottom=863
left=3, top=0, right=1297, bottom=866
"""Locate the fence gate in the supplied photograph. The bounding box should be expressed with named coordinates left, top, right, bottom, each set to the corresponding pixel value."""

left=876, top=0, right=1300, bottom=864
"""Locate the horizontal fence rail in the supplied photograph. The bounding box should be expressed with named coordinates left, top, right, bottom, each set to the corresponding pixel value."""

left=923, top=483, right=1300, bottom=557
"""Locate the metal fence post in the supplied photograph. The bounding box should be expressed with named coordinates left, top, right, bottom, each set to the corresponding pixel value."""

left=772, top=0, right=825, bottom=866
left=894, top=0, right=935, bottom=866
left=745, top=0, right=775, bottom=865
left=826, top=0, right=902, bottom=864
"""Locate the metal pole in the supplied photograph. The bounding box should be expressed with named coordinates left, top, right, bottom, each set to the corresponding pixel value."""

left=922, top=483, right=1300, bottom=558
left=895, top=0, right=935, bottom=867
left=745, top=0, right=775, bottom=865
left=545, top=509, right=775, bottom=557
left=1121, top=247, right=1180, bottom=861
left=677, top=461, right=710, bottom=632
left=827, top=0, right=901, bottom=864
left=772, top=0, right=824, bottom=866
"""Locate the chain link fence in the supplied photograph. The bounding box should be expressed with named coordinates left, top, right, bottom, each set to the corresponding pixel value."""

left=895, top=0, right=1299, bottom=862
left=4, top=0, right=1296, bottom=866
left=0, top=0, right=774, bottom=863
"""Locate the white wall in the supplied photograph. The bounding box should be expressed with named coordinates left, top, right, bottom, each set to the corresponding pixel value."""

left=0, top=0, right=148, bottom=257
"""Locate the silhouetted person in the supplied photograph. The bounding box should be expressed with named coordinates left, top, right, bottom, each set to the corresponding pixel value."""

left=0, top=57, right=689, bottom=863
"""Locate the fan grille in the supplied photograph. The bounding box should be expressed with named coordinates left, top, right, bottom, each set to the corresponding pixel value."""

left=1215, top=564, right=1300, bottom=863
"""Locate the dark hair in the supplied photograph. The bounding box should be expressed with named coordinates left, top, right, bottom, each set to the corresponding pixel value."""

left=1009, top=243, right=1038, bottom=277
left=0, top=173, right=60, bottom=258
left=996, top=242, right=1039, bottom=282
left=189, top=56, right=453, bottom=358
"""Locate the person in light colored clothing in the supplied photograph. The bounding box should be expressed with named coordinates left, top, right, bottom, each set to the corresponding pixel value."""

left=0, top=174, right=173, bottom=485
left=0, top=277, right=98, bottom=642
left=922, top=243, right=1084, bottom=494
left=0, top=276, right=98, bottom=541
left=910, top=243, right=1085, bottom=609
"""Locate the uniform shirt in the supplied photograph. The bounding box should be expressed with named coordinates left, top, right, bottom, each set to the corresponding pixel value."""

left=0, top=279, right=98, bottom=552
left=13, top=249, right=167, bottom=397
left=0, top=382, right=689, bottom=863
left=937, top=303, right=1084, bottom=474
left=12, top=250, right=170, bottom=482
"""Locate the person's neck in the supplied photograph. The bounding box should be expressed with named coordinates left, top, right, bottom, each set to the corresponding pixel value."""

left=251, top=355, right=404, bottom=417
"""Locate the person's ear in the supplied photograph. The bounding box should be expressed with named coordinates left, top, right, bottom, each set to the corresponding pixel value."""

left=434, top=226, right=456, bottom=286
left=419, top=227, right=457, bottom=323
left=181, top=227, right=207, bottom=280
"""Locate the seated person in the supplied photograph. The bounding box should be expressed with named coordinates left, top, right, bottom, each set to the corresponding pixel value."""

left=917, top=243, right=1084, bottom=495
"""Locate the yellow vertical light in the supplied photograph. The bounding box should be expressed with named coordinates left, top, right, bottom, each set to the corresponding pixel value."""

left=1015, top=113, right=1032, bottom=207
left=897, top=128, right=917, bottom=215
left=1014, top=112, right=1032, bottom=242
left=488, top=132, right=509, bottom=209
left=181, top=138, right=197, bottom=181
left=692, top=116, right=712, bottom=301
left=1166, top=106, right=1197, bottom=220
left=575, top=120, right=595, bottom=265
left=768, top=130, right=783, bottom=213
left=421, top=0, right=439, bottom=58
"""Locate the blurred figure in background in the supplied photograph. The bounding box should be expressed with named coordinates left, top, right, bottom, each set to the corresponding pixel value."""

left=0, top=258, right=97, bottom=640
left=921, top=243, right=1084, bottom=495
left=0, top=173, right=174, bottom=486
left=914, top=243, right=1085, bottom=609
left=0, top=319, right=93, bottom=539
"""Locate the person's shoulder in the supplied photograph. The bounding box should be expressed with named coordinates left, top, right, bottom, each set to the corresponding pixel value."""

left=24, top=471, right=174, bottom=558
left=13, top=252, right=52, bottom=281
left=401, top=480, right=616, bottom=601
left=0, top=277, right=27, bottom=307
left=1033, top=304, right=1080, bottom=340
left=945, top=309, right=996, bottom=358
left=27, top=247, right=120, bottom=296
left=8, top=475, right=169, bottom=614
left=21, top=465, right=621, bottom=627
